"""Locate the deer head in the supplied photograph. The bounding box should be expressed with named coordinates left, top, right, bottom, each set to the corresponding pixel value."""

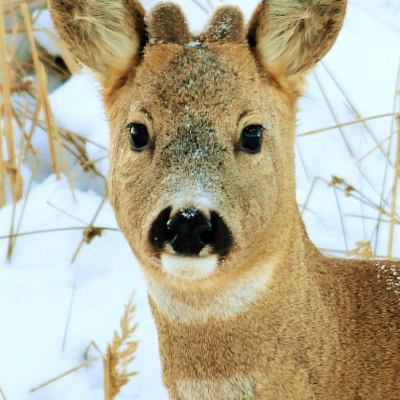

left=49, top=0, right=346, bottom=288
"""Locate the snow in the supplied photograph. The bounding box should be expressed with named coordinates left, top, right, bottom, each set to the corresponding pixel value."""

left=296, top=2, right=400, bottom=256
left=186, top=40, right=201, bottom=47
left=1, top=1, right=399, bottom=399
left=33, top=9, right=60, bottom=57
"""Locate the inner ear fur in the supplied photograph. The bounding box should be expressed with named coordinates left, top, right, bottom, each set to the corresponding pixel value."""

left=49, top=0, right=147, bottom=82
left=248, top=0, right=347, bottom=83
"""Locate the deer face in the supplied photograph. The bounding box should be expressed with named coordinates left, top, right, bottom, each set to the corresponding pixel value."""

left=107, top=40, right=297, bottom=281
left=49, top=0, right=346, bottom=285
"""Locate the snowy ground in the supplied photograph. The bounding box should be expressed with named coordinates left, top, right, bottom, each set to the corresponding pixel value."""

left=1, top=1, right=399, bottom=399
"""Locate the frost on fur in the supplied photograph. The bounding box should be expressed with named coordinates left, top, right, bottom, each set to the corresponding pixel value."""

left=146, top=3, right=190, bottom=45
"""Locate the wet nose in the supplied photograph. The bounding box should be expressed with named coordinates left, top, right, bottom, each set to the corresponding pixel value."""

left=167, top=208, right=212, bottom=255
left=149, top=207, right=232, bottom=256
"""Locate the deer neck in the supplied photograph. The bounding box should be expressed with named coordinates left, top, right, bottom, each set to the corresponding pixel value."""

left=147, top=211, right=338, bottom=397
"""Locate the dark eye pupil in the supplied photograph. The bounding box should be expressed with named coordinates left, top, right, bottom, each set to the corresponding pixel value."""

left=129, top=123, right=149, bottom=150
left=241, top=125, right=263, bottom=152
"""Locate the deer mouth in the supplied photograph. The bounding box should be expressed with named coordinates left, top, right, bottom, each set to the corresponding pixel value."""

left=160, top=253, right=219, bottom=280
left=148, top=206, right=233, bottom=279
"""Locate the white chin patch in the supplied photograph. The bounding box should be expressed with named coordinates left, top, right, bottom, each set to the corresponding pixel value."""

left=161, top=254, right=219, bottom=280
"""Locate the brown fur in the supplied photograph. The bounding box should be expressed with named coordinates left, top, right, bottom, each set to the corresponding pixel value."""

left=49, top=0, right=400, bottom=398
left=147, top=3, right=191, bottom=45
left=201, top=6, right=246, bottom=43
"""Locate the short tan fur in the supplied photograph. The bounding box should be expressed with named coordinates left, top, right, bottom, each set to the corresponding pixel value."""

left=49, top=0, right=400, bottom=398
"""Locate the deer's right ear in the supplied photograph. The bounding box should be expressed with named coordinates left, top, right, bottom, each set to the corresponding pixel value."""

left=49, top=0, right=147, bottom=83
left=248, top=0, right=346, bottom=88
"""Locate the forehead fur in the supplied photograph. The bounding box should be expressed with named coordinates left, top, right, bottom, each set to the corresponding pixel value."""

left=136, top=43, right=261, bottom=117
left=147, top=3, right=246, bottom=45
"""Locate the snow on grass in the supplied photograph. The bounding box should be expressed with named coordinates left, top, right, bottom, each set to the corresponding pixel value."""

left=296, top=2, right=400, bottom=257
left=0, top=176, right=166, bottom=399
left=0, top=1, right=399, bottom=399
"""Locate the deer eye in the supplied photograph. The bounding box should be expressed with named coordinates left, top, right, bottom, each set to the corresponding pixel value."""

left=240, top=125, right=263, bottom=153
left=128, top=123, right=150, bottom=151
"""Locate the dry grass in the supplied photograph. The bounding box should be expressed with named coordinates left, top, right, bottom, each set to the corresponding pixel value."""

left=30, top=292, right=138, bottom=398
left=0, top=4, right=128, bottom=395
left=30, top=357, right=101, bottom=393
left=104, top=292, right=139, bottom=400
left=0, top=0, right=107, bottom=260
left=0, top=387, right=8, bottom=400
left=298, top=60, right=400, bottom=260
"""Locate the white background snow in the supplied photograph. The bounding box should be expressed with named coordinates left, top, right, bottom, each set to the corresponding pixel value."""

left=1, top=0, right=399, bottom=399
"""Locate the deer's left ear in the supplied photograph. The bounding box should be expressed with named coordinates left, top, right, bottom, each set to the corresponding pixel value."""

left=248, top=0, right=347, bottom=85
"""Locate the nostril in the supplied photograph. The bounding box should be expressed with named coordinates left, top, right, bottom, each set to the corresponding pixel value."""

left=149, top=207, right=172, bottom=251
left=149, top=207, right=233, bottom=257
left=167, top=215, right=212, bottom=236
left=209, top=211, right=232, bottom=256
left=166, top=208, right=211, bottom=256
left=165, top=218, right=177, bottom=242
left=199, top=222, right=215, bottom=246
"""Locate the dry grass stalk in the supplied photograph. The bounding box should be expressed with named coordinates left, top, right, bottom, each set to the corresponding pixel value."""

left=71, top=194, right=108, bottom=262
left=347, top=241, right=374, bottom=260
left=104, top=292, right=139, bottom=400
left=20, top=3, right=61, bottom=178
left=3, top=0, right=42, bottom=14
left=387, top=115, right=400, bottom=259
left=0, top=387, right=8, bottom=400
left=333, top=186, right=349, bottom=253
left=38, top=27, right=80, bottom=74
left=85, top=340, right=104, bottom=358
left=297, top=112, right=398, bottom=138
left=6, top=100, right=35, bottom=259
left=386, top=60, right=400, bottom=259
left=371, top=58, right=400, bottom=259
left=300, top=174, right=400, bottom=258
left=21, top=3, right=77, bottom=202
left=0, top=0, right=23, bottom=204
left=30, top=357, right=101, bottom=393
left=40, top=62, right=76, bottom=198
left=327, top=175, right=395, bottom=220
left=205, top=0, right=214, bottom=11
left=0, top=226, right=118, bottom=240
left=320, top=248, right=400, bottom=260
left=313, top=71, right=355, bottom=157
left=357, top=134, right=393, bottom=165
left=0, top=98, right=6, bottom=207
left=299, top=59, right=400, bottom=260
left=28, top=291, right=139, bottom=398
left=323, top=63, right=393, bottom=164
left=189, top=0, right=210, bottom=14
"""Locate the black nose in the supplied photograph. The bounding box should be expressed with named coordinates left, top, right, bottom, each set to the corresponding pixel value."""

left=149, top=207, right=232, bottom=256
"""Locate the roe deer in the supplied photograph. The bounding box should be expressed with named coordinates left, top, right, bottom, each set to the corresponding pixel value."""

left=49, top=0, right=400, bottom=398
